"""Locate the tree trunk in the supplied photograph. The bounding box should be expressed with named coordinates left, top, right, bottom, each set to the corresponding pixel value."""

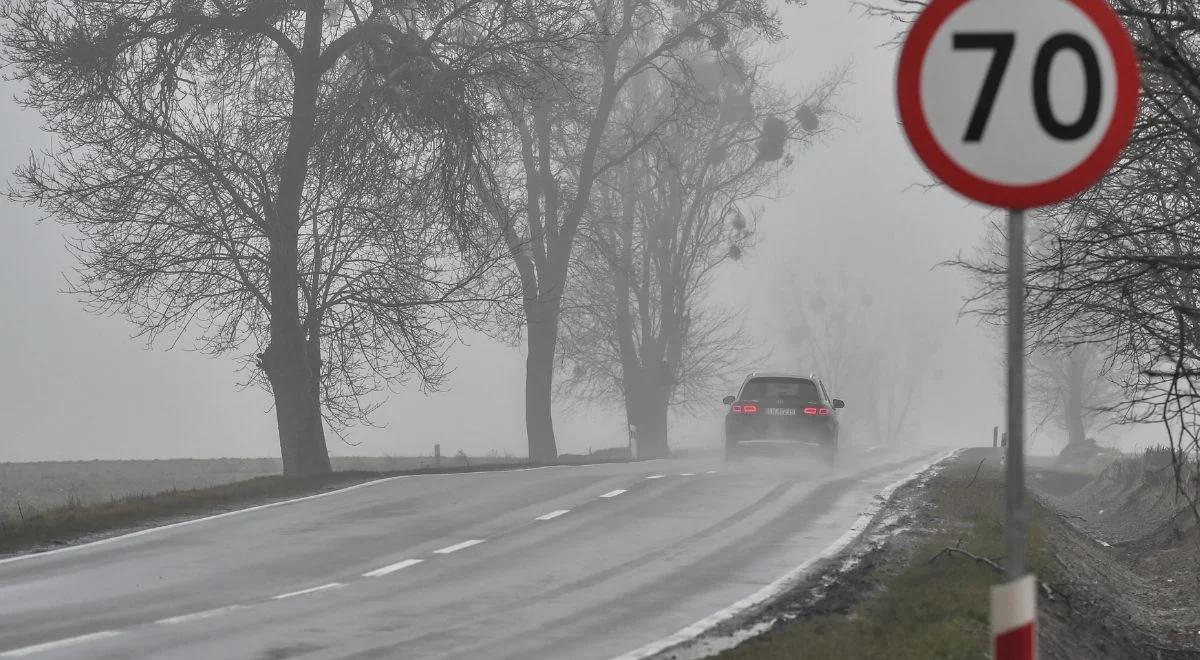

left=261, top=234, right=331, bottom=476
left=1064, top=351, right=1087, bottom=448
left=259, top=5, right=330, bottom=476
left=262, top=345, right=330, bottom=476
left=525, top=296, right=560, bottom=463
left=624, top=368, right=671, bottom=459
left=635, top=389, right=671, bottom=459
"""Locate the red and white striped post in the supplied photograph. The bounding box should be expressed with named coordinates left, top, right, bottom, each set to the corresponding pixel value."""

left=991, top=574, right=1037, bottom=660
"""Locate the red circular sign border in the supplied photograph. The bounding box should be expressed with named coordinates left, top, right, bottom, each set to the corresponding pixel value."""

left=896, top=0, right=1140, bottom=209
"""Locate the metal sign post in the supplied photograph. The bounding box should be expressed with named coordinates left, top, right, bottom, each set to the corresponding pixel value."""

left=1005, top=209, right=1026, bottom=579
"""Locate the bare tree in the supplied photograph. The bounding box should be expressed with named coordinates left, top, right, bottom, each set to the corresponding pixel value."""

left=476, top=0, right=788, bottom=462
left=1, top=0, right=560, bottom=474
left=780, top=270, right=938, bottom=445
left=556, top=43, right=839, bottom=457
left=1028, top=343, right=1127, bottom=453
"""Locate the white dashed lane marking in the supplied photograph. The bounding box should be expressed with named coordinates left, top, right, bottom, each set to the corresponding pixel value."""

left=679, top=473, right=695, bottom=477
left=0, top=631, right=122, bottom=657
left=362, top=558, right=424, bottom=577
left=433, top=539, right=486, bottom=554
left=644, top=475, right=666, bottom=480
left=599, top=489, right=627, bottom=498
left=705, top=470, right=720, bottom=474
left=155, top=605, right=248, bottom=625
left=271, top=582, right=344, bottom=600
left=535, top=509, right=570, bottom=521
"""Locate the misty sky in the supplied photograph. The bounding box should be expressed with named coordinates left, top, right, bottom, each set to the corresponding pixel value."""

left=1, top=3, right=1104, bottom=463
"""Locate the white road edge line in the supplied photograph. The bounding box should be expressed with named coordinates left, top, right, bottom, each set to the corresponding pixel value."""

left=644, top=475, right=666, bottom=480
left=271, top=582, right=345, bottom=600
left=535, top=509, right=570, bottom=521
left=599, top=489, right=627, bottom=498
left=155, top=605, right=248, bottom=626
left=0, top=631, right=122, bottom=658
left=362, top=558, right=424, bottom=577
left=0, top=476, right=411, bottom=566
left=0, top=462, right=621, bottom=566
left=433, top=539, right=486, bottom=554
left=606, top=448, right=962, bottom=660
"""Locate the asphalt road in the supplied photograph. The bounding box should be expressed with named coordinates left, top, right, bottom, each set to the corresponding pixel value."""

left=0, top=446, right=946, bottom=660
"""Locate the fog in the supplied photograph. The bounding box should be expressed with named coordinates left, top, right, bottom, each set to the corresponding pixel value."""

left=0, top=2, right=1194, bottom=659
left=0, top=3, right=1073, bottom=463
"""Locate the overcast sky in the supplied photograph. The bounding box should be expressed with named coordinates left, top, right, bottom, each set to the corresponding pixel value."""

left=0, top=3, right=1054, bottom=463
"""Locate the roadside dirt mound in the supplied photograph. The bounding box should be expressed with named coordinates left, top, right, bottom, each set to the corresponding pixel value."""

left=1044, top=449, right=1193, bottom=544
left=1052, top=439, right=1122, bottom=476
left=1038, top=502, right=1200, bottom=658
left=1029, top=469, right=1094, bottom=497
left=1034, top=448, right=1200, bottom=657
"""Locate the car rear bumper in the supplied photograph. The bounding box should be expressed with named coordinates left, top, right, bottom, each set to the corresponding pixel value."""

left=726, top=427, right=836, bottom=445
left=726, top=437, right=836, bottom=459
left=726, top=416, right=835, bottom=443
left=732, top=439, right=829, bottom=447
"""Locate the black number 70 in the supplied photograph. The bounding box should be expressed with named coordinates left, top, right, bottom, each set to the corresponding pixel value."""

left=953, top=32, right=1102, bottom=142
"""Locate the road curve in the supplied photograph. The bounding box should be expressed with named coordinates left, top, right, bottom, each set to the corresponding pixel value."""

left=0, top=447, right=946, bottom=660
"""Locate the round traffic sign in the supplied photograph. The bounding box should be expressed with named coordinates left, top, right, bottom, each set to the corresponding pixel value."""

left=897, top=0, right=1139, bottom=208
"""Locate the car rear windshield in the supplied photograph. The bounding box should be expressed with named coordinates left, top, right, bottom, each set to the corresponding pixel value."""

left=740, top=378, right=821, bottom=405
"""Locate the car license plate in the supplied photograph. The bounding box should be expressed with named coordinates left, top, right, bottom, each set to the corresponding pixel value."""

left=765, top=408, right=796, bottom=416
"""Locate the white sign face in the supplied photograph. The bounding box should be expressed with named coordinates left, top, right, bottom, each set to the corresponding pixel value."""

left=897, top=0, right=1139, bottom=208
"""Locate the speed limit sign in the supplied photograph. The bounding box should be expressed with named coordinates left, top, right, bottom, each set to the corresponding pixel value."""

left=897, top=0, right=1139, bottom=208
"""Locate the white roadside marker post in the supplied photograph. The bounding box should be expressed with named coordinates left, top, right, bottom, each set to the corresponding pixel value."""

left=896, top=1, right=1139, bottom=657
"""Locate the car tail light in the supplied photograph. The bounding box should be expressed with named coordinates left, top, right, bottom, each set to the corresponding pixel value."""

left=731, top=402, right=760, bottom=415
left=803, top=407, right=831, bottom=416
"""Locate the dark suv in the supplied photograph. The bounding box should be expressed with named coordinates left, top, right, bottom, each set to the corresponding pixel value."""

left=723, top=373, right=845, bottom=463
